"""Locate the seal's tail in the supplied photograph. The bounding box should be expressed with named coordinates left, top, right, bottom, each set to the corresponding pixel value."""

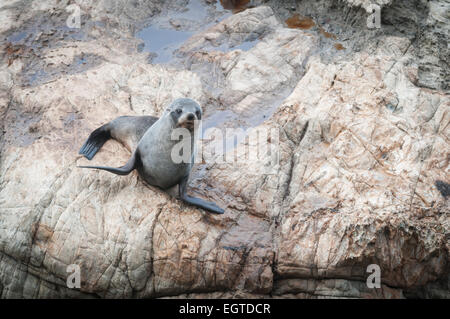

left=79, top=124, right=111, bottom=160
left=78, top=151, right=137, bottom=176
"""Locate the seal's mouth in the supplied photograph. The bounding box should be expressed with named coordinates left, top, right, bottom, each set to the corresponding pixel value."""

left=177, top=120, right=195, bottom=129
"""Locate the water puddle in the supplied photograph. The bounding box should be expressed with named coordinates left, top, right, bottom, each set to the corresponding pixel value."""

left=2, top=12, right=99, bottom=87
left=137, top=0, right=234, bottom=64
left=136, top=0, right=256, bottom=63
left=22, top=53, right=102, bottom=87
left=8, top=31, right=28, bottom=43
left=137, top=26, right=194, bottom=63
left=5, top=15, right=87, bottom=50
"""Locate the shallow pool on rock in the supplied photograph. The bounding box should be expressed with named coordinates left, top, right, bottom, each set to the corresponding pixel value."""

left=137, top=26, right=194, bottom=64
left=136, top=0, right=251, bottom=63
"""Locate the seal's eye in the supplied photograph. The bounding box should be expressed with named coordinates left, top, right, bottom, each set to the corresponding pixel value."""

left=176, top=108, right=182, bottom=114
left=195, top=110, right=201, bottom=119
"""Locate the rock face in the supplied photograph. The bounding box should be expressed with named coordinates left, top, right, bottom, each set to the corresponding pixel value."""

left=0, top=0, right=448, bottom=298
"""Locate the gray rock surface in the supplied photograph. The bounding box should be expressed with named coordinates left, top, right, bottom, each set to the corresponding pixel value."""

left=0, top=0, right=448, bottom=298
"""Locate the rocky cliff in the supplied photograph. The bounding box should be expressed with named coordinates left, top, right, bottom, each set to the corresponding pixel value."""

left=0, top=0, right=448, bottom=298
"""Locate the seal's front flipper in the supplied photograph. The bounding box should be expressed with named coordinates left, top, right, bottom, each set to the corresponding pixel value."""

left=178, top=176, right=225, bottom=214
left=181, top=195, right=225, bottom=214
left=79, top=124, right=111, bottom=160
left=78, top=151, right=138, bottom=176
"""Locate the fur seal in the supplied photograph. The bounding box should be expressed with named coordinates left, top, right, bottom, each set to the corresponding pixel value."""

left=78, top=98, right=224, bottom=214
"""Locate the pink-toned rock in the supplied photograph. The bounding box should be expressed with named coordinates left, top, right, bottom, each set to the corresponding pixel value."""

left=0, top=0, right=448, bottom=298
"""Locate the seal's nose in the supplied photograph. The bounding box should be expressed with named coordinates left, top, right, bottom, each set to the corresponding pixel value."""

left=187, top=113, right=195, bottom=121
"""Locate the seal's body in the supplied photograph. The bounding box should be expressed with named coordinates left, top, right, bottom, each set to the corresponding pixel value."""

left=78, top=98, right=224, bottom=214
left=135, top=105, right=194, bottom=189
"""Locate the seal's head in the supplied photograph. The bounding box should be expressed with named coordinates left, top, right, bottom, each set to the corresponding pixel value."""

left=167, top=98, right=202, bottom=130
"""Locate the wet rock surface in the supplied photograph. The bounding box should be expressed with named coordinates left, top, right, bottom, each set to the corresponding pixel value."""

left=0, top=0, right=448, bottom=298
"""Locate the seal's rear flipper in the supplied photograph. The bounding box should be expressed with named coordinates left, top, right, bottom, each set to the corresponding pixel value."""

left=79, top=124, right=111, bottom=160
left=78, top=151, right=137, bottom=176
